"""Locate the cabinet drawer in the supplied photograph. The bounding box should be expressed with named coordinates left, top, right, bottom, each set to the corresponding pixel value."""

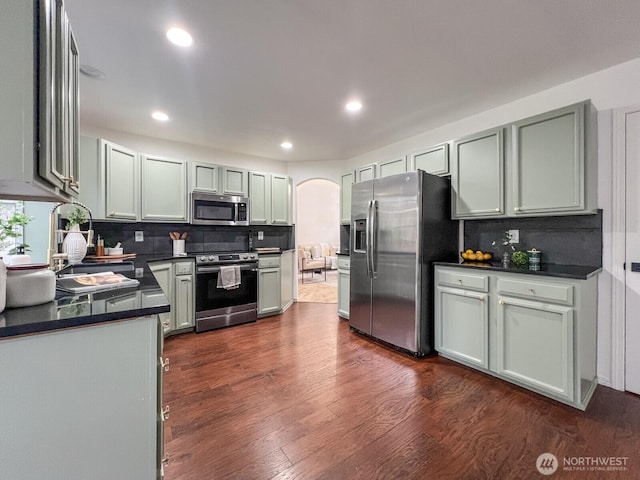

left=174, top=261, right=193, bottom=275
left=497, top=278, right=573, bottom=306
left=259, top=256, right=281, bottom=268
left=337, top=256, right=350, bottom=270
left=436, top=269, right=488, bottom=292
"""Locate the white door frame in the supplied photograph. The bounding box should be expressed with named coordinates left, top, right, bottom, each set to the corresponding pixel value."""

left=610, top=104, right=640, bottom=391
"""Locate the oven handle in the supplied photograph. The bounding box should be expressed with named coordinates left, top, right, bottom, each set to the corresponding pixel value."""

left=197, top=265, right=258, bottom=274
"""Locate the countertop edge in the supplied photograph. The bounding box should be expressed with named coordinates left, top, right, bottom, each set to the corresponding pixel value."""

left=433, top=262, right=602, bottom=280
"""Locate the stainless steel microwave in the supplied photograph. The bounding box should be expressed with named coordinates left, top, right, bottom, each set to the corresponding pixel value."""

left=190, top=193, right=249, bottom=226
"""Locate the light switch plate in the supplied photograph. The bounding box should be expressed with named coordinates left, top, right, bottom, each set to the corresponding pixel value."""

left=258, top=231, right=264, bottom=240
left=508, top=229, right=520, bottom=244
left=135, top=231, right=144, bottom=242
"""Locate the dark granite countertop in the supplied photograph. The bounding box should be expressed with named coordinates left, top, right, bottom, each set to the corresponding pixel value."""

left=433, top=261, right=602, bottom=280
left=0, top=259, right=170, bottom=339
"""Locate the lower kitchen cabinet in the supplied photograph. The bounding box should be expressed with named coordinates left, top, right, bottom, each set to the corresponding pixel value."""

left=0, top=316, right=163, bottom=480
left=258, top=252, right=295, bottom=317
left=150, top=259, right=195, bottom=335
left=337, top=255, right=350, bottom=318
left=434, top=265, right=597, bottom=410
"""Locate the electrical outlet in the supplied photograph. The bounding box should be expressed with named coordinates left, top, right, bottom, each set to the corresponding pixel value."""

left=258, top=231, right=264, bottom=240
left=508, top=229, right=520, bottom=244
left=135, top=267, right=144, bottom=278
left=135, top=231, right=144, bottom=242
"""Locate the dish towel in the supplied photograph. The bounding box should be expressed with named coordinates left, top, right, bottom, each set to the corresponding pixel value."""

left=217, top=265, right=241, bottom=290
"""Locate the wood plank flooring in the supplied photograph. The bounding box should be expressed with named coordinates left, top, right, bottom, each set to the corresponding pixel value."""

left=163, top=302, right=640, bottom=479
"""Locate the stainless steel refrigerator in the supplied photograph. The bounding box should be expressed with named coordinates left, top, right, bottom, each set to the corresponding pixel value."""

left=349, top=170, right=457, bottom=355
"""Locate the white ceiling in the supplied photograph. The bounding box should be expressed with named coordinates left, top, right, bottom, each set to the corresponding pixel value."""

left=65, top=0, right=640, bottom=162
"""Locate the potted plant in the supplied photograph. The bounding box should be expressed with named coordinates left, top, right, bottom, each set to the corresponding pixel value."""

left=63, top=206, right=89, bottom=264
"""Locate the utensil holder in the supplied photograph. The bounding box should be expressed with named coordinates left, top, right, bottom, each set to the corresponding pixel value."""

left=173, top=239, right=185, bottom=256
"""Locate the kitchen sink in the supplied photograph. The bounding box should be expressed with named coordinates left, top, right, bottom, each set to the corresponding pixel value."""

left=57, top=261, right=135, bottom=276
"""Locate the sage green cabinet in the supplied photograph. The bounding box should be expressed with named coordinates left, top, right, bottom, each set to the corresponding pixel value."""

left=141, top=155, right=188, bottom=222
left=0, top=0, right=79, bottom=202
left=258, top=255, right=281, bottom=317
left=340, top=171, right=354, bottom=224
left=377, top=157, right=407, bottom=178
left=337, top=255, right=350, bottom=319
left=249, top=171, right=292, bottom=225
left=355, top=164, right=377, bottom=183
left=511, top=102, right=597, bottom=216
left=410, top=143, right=449, bottom=176
left=280, top=250, right=294, bottom=311
left=103, top=140, right=140, bottom=221
left=221, top=166, right=249, bottom=196
left=191, top=162, right=220, bottom=193
left=434, top=266, right=597, bottom=410
left=150, top=259, right=195, bottom=335
left=451, top=127, right=505, bottom=219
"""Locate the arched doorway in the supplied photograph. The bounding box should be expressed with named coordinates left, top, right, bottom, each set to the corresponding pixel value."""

left=295, top=178, right=339, bottom=303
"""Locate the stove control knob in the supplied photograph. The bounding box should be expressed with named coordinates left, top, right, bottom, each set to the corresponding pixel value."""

left=208, top=255, right=215, bottom=261
left=199, top=256, right=206, bottom=262
left=242, top=255, right=248, bottom=259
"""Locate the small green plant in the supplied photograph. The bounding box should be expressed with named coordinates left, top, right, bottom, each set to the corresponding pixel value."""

left=65, top=206, right=88, bottom=228
left=511, top=250, right=529, bottom=269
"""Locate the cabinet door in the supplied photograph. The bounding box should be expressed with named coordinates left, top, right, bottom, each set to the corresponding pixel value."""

left=258, top=267, right=281, bottom=315
left=174, top=275, right=194, bottom=329
left=221, top=166, right=249, bottom=196
left=355, top=164, right=376, bottom=183
left=512, top=103, right=584, bottom=215
left=452, top=128, right=504, bottom=218
left=340, top=172, right=354, bottom=224
left=141, top=155, right=187, bottom=222
left=435, top=286, right=489, bottom=369
left=410, top=143, right=449, bottom=176
left=280, top=250, right=294, bottom=310
left=496, top=295, right=574, bottom=401
left=149, top=262, right=174, bottom=334
left=338, top=270, right=350, bottom=319
left=191, top=162, right=219, bottom=193
left=103, top=140, right=139, bottom=221
left=271, top=174, right=291, bottom=225
left=249, top=171, right=271, bottom=224
left=377, top=157, right=407, bottom=178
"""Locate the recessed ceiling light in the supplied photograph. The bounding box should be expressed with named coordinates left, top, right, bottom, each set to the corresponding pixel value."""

left=152, top=111, right=169, bottom=122
left=345, top=100, right=363, bottom=113
left=280, top=141, right=293, bottom=150
left=166, top=27, right=193, bottom=47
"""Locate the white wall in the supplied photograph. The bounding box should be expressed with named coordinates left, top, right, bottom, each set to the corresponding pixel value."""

left=80, top=125, right=289, bottom=174
left=295, top=179, right=339, bottom=247
left=343, top=57, right=640, bottom=388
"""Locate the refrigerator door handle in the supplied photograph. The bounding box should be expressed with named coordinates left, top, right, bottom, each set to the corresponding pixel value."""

left=371, top=199, right=378, bottom=278
left=366, top=200, right=373, bottom=278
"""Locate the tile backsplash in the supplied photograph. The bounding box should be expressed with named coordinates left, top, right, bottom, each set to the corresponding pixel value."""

left=463, top=210, right=602, bottom=267
left=92, top=222, right=295, bottom=256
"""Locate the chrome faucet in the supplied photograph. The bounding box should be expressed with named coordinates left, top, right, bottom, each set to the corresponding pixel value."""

left=47, top=201, right=94, bottom=271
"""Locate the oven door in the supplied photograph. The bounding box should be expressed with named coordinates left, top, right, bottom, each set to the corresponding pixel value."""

left=195, top=263, right=258, bottom=317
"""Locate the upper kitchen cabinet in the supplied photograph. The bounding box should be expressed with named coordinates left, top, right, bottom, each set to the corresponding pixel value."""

left=410, top=143, right=450, bottom=176
left=248, top=171, right=292, bottom=225
left=103, top=140, right=140, bottom=221
left=451, top=127, right=505, bottom=219
left=190, top=162, right=220, bottom=193
left=355, top=164, right=377, bottom=183
left=1, top=0, right=80, bottom=202
left=377, top=157, right=407, bottom=178
left=221, top=166, right=249, bottom=196
left=141, top=155, right=188, bottom=222
left=340, top=171, right=354, bottom=224
left=510, top=102, right=597, bottom=216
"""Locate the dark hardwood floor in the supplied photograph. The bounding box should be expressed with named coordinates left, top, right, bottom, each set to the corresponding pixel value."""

left=163, top=302, right=640, bottom=479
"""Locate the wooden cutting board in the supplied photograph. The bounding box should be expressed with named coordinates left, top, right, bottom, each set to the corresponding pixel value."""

left=84, top=253, right=137, bottom=261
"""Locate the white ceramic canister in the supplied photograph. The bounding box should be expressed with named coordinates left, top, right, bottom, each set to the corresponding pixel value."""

left=0, top=258, right=6, bottom=313
left=63, top=224, right=88, bottom=265
left=6, top=264, right=56, bottom=308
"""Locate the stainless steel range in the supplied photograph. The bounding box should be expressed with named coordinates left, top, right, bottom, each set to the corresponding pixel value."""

left=194, top=252, right=258, bottom=333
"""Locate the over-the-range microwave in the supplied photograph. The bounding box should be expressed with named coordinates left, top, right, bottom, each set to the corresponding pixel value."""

left=190, top=193, right=249, bottom=226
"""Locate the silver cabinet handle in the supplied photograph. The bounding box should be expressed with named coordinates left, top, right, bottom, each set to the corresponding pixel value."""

left=514, top=207, right=520, bottom=211
left=495, top=208, right=500, bottom=212
left=499, top=300, right=505, bottom=305
left=162, top=405, right=170, bottom=420
left=160, top=357, right=170, bottom=372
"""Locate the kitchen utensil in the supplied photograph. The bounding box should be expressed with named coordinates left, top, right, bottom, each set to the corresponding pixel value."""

left=108, top=247, right=124, bottom=256
left=180, top=232, right=187, bottom=239
left=6, top=264, right=55, bottom=308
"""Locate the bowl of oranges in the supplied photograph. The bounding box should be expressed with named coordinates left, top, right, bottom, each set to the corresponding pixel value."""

left=461, top=249, right=493, bottom=262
